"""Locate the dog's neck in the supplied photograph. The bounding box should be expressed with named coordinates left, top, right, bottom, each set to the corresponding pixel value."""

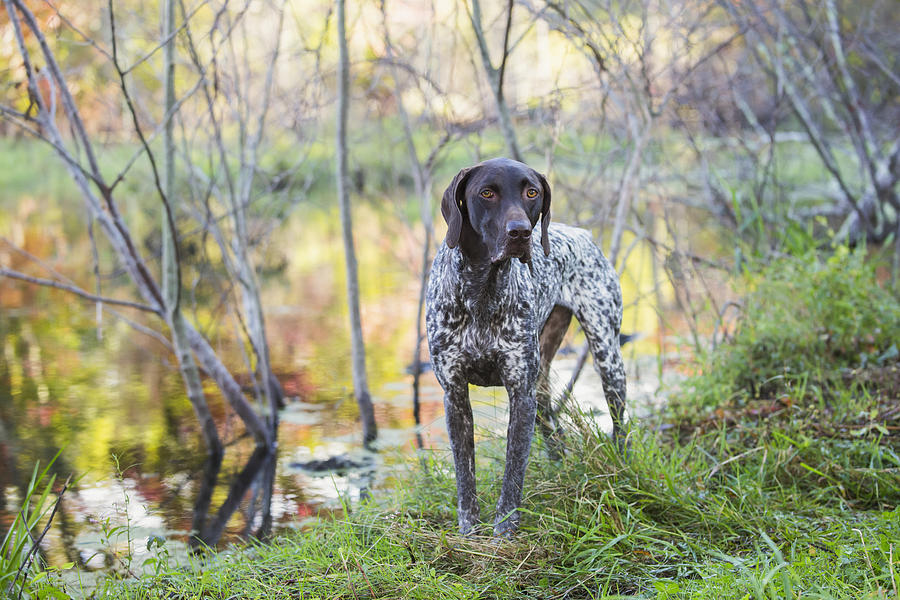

left=450, top=248, right=529, bottom=322
left=455, top=249, right=509, bottom=286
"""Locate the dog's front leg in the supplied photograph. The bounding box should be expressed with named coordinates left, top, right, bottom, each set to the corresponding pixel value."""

left=495, top=355, right=538, bottom=536
left=444, top=385, right=480, bottom=534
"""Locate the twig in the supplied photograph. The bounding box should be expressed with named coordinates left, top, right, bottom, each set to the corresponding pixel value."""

left=88, top=216, right=103, bottom=339
left=338, top=547, right=360, bottom=600
left=1, top=237, right=72, bottom=282
left=41, top=0, right=210, bottom=72
left=639, top=233, right=731, bottom=271
left=707, top=447, right=763, bottom=479
left=7, top=0, right=165, bottom=310
left=853, top=528, right=875, bottom=574
left=10, top=0, right=102, bottom=188
left=890, top=544, right=898, bottom=600
left=0, top=105, right=105, bottom=194
left=104, top=308, right=173, bottom=351
left=0, top=239, right=171, bottom=348
left=0, top=268, right=160, bottom=314
left=712, top=301, right=743, bottom=350
left=353, top=556, right=376, bottom=597
left=563, top=341, right=590, bottom=398
left=496, top=0, right=514, bottom=105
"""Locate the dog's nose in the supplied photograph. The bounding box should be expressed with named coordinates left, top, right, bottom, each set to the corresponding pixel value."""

left=506, top=220, right=532, bottom=240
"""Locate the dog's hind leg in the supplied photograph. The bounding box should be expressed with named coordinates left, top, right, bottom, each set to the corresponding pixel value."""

left=572, top=304, right=627, bottom=448
left=537, top=304, right=572, bottom=452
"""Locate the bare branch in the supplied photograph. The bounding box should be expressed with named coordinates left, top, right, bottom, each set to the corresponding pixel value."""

left=123, top=0, right=212, bottom=75
left=0, top=268, right=160, bottom=314
left=108, top=0, right=183, bottom=313
left=468, top=0, right=523, bottom=161
left=10, top=0, right=101, bottom=181
left=6, top=0, right=165, bottom=310
left=1, top=238, right=171, bottom=349
left=496, top=0, right=514, bottom=105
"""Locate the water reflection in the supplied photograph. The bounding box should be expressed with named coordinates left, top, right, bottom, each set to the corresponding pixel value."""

left=190, top=446, right=274, bottom=549
left=0, top=301, right=442, bottom=570
left=0, top=205, right=445, bottom=569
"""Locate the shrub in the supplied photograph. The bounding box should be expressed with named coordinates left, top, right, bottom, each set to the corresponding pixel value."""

left=680, top=245, right=900, bottom=411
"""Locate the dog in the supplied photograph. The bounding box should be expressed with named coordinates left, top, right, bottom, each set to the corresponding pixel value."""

left=425, top=157, right=627, bottom=536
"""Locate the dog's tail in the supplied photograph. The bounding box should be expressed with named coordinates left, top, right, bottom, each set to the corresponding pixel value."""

left=619, top=332, right=642, bottom=347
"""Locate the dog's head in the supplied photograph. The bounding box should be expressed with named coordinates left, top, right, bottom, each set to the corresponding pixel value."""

left=440, top=158, right=551, bottom=264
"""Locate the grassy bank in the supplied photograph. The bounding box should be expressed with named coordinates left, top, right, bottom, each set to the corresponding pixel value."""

left=11, top=248, right=900, bottom=599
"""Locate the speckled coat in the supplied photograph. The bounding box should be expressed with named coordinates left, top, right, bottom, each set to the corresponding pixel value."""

left=426, top=217, right=626, bottom=536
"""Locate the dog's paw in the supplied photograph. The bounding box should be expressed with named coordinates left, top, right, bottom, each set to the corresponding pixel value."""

left=492, top=512, right=520, bottom=538
left=457, top=511, right=482, bottom=536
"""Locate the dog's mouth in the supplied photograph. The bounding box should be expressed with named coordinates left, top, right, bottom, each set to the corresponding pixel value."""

left=490, top=241, right=532, bottom=264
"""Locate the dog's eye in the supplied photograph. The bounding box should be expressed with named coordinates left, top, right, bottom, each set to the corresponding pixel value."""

left=525, top=188, right=539, bottom=199
left=479, top=189, right=494, bottom=199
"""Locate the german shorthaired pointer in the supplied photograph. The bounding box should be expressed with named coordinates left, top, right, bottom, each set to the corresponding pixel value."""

left=425, top=157, right=626, bottom=536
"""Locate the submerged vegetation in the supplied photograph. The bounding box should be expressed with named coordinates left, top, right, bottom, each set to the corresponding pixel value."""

left=9, top=245, right=899, bottom=598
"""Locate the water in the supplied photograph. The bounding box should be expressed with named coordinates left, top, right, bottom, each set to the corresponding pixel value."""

left=0, top=200, right=670, bottom=574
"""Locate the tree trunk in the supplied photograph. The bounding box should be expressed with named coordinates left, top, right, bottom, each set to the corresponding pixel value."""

left=336, top=0, right=377, bottom=447
left=162, top=0, right=222, bottom=457
left=380, top=0, right=436, bottom=449
left=469, top=0, right=523, bottom=162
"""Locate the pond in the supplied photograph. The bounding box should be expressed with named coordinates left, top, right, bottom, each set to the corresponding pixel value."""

left=1, top=186, right=671, bottom=575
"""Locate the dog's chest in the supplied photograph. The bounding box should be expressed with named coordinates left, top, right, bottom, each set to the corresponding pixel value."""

left=426, top=251, right=541, bottom=371
left=442, top=299, right=537, bottom=388
left=451, top=278, right=535, bottom=350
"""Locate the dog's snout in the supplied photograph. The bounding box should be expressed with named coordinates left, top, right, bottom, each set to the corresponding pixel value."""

left=506, top=220, right=532, bottom=240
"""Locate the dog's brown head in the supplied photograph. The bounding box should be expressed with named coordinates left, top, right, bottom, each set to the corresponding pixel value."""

left=441, top=158, right=551, bottom=264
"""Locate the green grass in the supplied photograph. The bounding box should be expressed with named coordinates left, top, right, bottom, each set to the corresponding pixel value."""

left=39, top=407, right=898, bottom=599
left=38, top=348, right=900, bottom=599
left=1, top=451, right=74, bottom=600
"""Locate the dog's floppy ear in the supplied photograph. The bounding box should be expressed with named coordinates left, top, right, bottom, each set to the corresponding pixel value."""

left=440, top=166, right=473, bottom=249
left=538, top=171, right=552, bottom=256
